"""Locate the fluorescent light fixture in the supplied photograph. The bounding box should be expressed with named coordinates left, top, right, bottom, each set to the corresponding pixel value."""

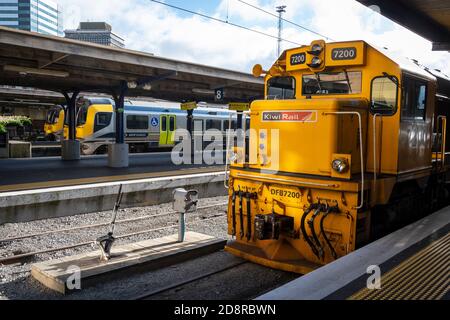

left=4, top=65, right=69, bottom=78
left=192, top=88, right=215, bottom=95
left=14, top=98, right=40, bottom=103
left=142, top=83, right=152, bottom=91
left=127, top=81, right=138, bottom=89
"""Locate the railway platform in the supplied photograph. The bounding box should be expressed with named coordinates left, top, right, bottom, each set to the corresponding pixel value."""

left=0, top=152, right=223, bottom=192
left=258, top=206, right=450, bottom=300
left=0, top=152, right=227, bottom=225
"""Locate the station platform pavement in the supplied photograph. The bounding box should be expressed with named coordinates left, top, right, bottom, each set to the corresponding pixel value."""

left=258, top=206, right=450, bottom=300
left=0, top=152, right=223, bottom=192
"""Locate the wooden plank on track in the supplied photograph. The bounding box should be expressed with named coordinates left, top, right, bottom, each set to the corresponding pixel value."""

left=31, top=232, right=226, bottom=294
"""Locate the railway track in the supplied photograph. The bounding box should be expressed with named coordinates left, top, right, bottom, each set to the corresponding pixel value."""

left=0, top=198, right=299, bottom=300
left=131, top=261, right=250, bottom=300
left=0, top=202, right=228, bottom=266
left=130, top=257, right=300, bottom=300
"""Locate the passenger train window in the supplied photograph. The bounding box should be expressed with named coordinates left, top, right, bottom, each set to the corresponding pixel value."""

left=94, top=113, right=112, bottom=132
left=47, top=110, right=60, bottom=124
left=194, top=119, right=204, bottom=132
left=161, top=117, right=167, bottom=131
left=401, top=76, right=427, bottom=120
left=206, top=120, right=222, bottom=130
left=127, top=115, right=149, bottom=130
left=370, top=76, right=398, bottom=115
left=77, top=106, right=88, bottom=125
left=96, top=113, right=111, bottom=126
left=267, top=77, right=295, bottom=100
left=415, top=84, right=427, bottom=119
left=169, top=117, right=175, bottom=131
left=224, top=120, right=237, bottom=130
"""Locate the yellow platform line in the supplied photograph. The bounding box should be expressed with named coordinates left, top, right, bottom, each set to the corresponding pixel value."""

left=0, top=167, right=223, bottom=193
left=349, top=232, right=450, bottom=300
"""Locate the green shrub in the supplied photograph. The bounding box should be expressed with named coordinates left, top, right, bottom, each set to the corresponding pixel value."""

left=0, top=116, right=32, bottom=129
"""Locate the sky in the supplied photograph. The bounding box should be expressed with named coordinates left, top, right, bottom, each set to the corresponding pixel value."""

left=56, top=0, right=450, bottom=75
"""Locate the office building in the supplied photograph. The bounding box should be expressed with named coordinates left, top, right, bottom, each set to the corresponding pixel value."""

left=0, top=0, right=63, bottom=36
left=64, top=22, right=125, bottom=48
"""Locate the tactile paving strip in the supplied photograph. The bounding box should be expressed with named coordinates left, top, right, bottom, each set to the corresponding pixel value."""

left=349, top=232, right=450, bottom=300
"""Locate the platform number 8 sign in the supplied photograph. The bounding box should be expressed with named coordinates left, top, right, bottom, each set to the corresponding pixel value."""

left=215, top=88, right=224, bottom=102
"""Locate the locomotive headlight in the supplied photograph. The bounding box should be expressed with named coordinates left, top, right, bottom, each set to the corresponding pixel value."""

left=332, top=158, right=349, bottom=174
left=309, top=56, right=322, bottom=68
left=309, top=44, right=323, bottom=55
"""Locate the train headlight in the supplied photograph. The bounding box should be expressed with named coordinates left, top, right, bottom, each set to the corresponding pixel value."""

left=309, top=44, right=323, bottom=55
left=308, top=56, right=322, bottom=68
left=332, top=158, right=349, bottom=174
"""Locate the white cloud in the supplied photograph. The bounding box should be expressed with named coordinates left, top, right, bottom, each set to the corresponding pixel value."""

left=305, top=0, right=449, bottom=74
left=56, top=0, right=450, bottom=76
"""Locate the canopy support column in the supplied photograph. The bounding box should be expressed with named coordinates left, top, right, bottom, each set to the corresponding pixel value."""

left=109, top=81, right=129, bottom=168
left=61, top=90, right=80, bottom=161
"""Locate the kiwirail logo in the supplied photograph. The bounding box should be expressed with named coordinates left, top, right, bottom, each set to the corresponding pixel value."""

left=262, top=111, right=317, bottom=122
left=171, top=128, right=280, bottom=172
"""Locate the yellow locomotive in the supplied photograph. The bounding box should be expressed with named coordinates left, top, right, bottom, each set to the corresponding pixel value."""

left=225, top=40, right=450, bottom=273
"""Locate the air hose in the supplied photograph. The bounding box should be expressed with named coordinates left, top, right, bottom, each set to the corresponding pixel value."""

left=301, top=207, right=320, bottom=258
left=308, top=208, right=324, bottom=259
left=231, top=191, right=236, bottom=236
left=246, top=191, right=252, bottom=241
left=320, top=208, right=338, bottom=260
left=238, top=190, right=244, bottom=239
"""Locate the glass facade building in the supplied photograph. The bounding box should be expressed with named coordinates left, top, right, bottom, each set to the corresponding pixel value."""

left=0, top=0, right=63, bottom=36
left=64, top=22, right=125, bottom=48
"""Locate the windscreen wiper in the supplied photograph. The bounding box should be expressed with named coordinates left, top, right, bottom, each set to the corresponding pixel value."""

left=382, top=72, right=399, bottom=85
left=314, top=73, right=323, bottom=93
left=343, top=69, right=352, bottom=93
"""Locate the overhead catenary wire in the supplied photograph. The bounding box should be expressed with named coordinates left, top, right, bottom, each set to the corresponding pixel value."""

left=148, top=0, right=302, bottom=46
left=237, top=0, right=334, bottom=41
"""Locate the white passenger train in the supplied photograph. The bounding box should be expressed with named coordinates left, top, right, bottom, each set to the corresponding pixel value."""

left=59, top=98, right=240, bottom=155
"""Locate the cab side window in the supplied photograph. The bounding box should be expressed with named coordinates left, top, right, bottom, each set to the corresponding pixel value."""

left=370, top=76, right=398, bottom=115
left=94, top=113, right=112, bottom=132
left=401, top=76, right=427, bottom=120
left=267, top=77, right=295, bottom=100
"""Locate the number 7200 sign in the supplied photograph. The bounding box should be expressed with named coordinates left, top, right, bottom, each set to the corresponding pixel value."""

left=332, top=47, right=357, bottom=60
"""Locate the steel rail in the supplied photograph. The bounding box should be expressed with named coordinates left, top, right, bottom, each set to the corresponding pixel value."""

left=0, top=202, right=228, bottom=243
left=131, top=261, right=249, bottom=300
left=0, top=214, right=227, bottom=265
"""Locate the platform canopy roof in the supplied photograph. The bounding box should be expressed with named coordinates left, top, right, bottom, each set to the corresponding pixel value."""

left=0, top=26, right=264, bottom=105
left=356, top=0, right=450, bottom=51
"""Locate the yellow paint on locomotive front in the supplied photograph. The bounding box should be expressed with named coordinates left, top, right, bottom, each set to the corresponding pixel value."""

left=225, top=39, right=413, bottom=273
left=249, top=98, right=368, bottom=177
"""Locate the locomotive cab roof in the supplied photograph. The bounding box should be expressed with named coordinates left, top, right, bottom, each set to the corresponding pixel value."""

left=261, top=39, right=439, bottom=83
